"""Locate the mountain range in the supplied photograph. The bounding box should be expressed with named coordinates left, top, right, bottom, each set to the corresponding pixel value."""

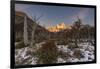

left=47, top=22, right=72, bottom=32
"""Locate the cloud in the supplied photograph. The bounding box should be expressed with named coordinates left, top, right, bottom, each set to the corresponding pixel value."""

left=78, top=8, right=89, bottom=19
left=72, top=8, right=89, bottom=21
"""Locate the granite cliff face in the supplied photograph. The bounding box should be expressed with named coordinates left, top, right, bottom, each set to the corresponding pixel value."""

left=47, top=22, right=72, bottom=32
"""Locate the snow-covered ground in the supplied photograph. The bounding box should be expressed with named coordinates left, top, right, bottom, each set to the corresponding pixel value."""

left=57, top=42, right=94, bottom=63
left=15, top=42, right=95, bottom=65
left=15, top=47, right=38, bottom=65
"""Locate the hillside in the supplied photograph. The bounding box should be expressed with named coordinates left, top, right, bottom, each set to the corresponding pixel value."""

left=15, top=11, right=50, bottom=44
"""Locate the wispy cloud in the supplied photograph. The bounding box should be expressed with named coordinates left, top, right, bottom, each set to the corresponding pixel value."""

left=78, top=8, right=89, bottom=19
left=72, top=8, right=89, bottom=21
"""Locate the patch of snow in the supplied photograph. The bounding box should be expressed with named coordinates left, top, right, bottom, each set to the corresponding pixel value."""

left=15, top=47, right=37, bottom=65
left=57, top=42, right=95, bottom=63
left=67, top=58, right=79, bottom=62
left=31, top=57, right=38, bottom=64
left=57, top=58, right=66, bottom=63
left=57, top=45, right=68, bottom=52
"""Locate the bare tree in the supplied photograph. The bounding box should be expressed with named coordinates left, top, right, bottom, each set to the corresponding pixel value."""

left=23, top=15, right=28, bottom=46
left=72, top=17, right=82, bottom=47
left=30, top=15, right=42, bottom=46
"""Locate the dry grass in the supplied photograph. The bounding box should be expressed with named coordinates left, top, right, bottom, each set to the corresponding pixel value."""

left=15, top=41, right=27, bottom=49
left=41, top=40, right=56, bottom=49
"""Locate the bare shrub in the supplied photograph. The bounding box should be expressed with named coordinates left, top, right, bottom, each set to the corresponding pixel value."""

left=37, top=40, right=58, bottom=64
left=73, top=49, right=84, bottom=59
left=58, top=51, right=70, bottom=61
left=67, top=43, right=78, bottom=50
left=15, top=41, right=27, bottom=49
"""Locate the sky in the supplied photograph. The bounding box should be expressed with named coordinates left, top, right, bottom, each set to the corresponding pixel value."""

left=15, top=4, right=95, bottom=28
